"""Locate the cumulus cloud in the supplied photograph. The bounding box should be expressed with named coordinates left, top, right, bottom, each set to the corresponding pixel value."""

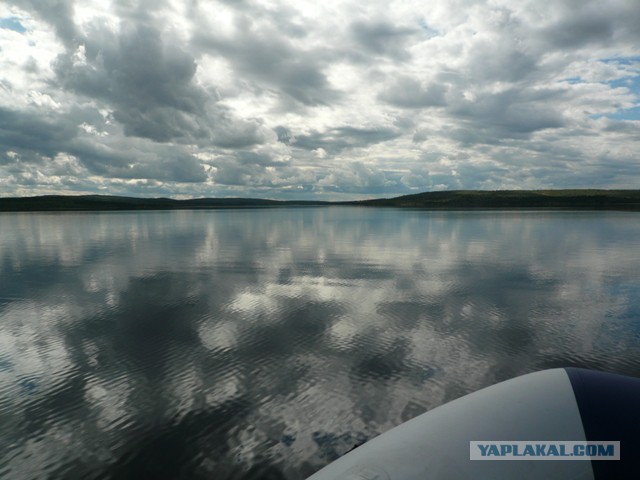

left=0, top=0, right=639, bottom=199
left=194, top=20, right=340, bottom=107
left=292, top=127, right=402, bottom=154
left=350, top=20, right=419, bottom=61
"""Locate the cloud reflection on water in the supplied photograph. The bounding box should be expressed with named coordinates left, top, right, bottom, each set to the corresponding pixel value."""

left=0, top=208, right=639, bottom=479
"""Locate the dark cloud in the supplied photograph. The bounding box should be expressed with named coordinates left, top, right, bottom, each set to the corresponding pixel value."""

left=211, top=151, right=291, bottom=187
left=10, top=0, right=76, bottom=45
left=292, top=127, right=401, bottom=154
left=466, top=44, right=539, bottom=84
left=315, top=162, right=415, bottom=196
left=195, top=21, right=340, bottom=107
left=273, top=126, right=293, bottom=145
left=210, top=116, right=269, bottom=149
left=53, top=22, right=210, bottom=143
left=602, top=119, right=640, bottom=135
left=235, top=151, right=281, bottom=167
left=0, top=106, right=207, bottom=183
left=412, top=130, right=428, bottom=143
left=112, top=152, right=207, bottom=183
left=447, top=87, right=567, bottom=143
left=538, top=1, right=640, bottom=51
left=0, top=107, right=77, bottom=159
left=40, top=10, right=266, bottom=149
left=350, top=20, right=418, bottom=60
left=543, top=12, right=613, bottom=50
left=379, top=76, right=448, bottom=108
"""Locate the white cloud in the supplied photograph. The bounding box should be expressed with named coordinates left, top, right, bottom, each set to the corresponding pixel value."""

left=0, top=0, right=639, bottom=199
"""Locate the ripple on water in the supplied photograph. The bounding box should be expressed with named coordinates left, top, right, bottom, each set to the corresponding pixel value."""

left=1, top=209, right=640, bottom=479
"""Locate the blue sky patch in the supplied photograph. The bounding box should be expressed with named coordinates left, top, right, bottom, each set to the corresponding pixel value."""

left=606, top=74, right=640, bottom=91
left=590, top=106, right=640, bottom=122
left=418, top=18, right=440, bottom=37
left=0, top=17, right=26, bottom=34
left=562, top=76, right=585, bottom=84
left=601, top=106, right=640, bottom=121
left=592, top=69, right=640, bottom=121
left=601, top=56, right=640, bottom=65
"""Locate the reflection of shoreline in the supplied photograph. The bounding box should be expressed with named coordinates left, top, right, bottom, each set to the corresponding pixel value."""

left=1, top=190, right=640, bottom=211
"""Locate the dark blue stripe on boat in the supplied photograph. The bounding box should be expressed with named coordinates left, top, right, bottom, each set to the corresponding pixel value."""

left=566, top=367, right=640, bottom=479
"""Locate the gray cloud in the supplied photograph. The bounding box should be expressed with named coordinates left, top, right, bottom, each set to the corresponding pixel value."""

left=292, top=127, right=401, bottom=154
left=53, top=22, right=216, bottom=145
left=10, top=0, right=77, bottom=45
left=544, top=13, right=613, bottom=50
left=379, top=76, right=448, bottom=108
left=211, top=151, right=294, bottom=187
left=0, top=107, right=77, bottom=159
left=1, top=0, right=639, bottom=198
left=539, top=1, right=640, bottom=51
left=194, top=18, right=340, bottom=107
left=0, top=106, right=207, bottom=184
left=446, top=87, right=568, bottom=142
left=274, top=126, right=293, bottom=145
left=350, top=20, right=418, bottom=61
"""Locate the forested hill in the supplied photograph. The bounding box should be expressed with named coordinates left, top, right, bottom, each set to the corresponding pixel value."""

left=346, top=190, right=640, bottom=210
left=1, top=190, right=640, bottom=211
left=0, top=195, right=327, bottom=211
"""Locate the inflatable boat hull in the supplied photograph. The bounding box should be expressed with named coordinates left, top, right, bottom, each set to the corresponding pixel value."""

left=307, top=368, right=640, bottom=479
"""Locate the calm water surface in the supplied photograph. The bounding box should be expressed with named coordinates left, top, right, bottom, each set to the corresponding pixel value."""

left=1, top=208, right=639, bottom=479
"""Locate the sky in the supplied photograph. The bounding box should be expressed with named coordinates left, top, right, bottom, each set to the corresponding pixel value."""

left=0, top=0, right=639, bottom=200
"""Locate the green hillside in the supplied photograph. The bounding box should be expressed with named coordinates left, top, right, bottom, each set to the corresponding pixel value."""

left=0, top=195, right=326, bottom=211
left=1, top=190, right=639, bottom=212
left=348, top=190, right=640, bottom=209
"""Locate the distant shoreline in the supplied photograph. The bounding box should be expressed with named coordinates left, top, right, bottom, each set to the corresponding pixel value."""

left=1, top=190, right=640, bottom=212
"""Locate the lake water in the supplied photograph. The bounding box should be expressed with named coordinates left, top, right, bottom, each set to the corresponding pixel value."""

left=1, top=207, right=639, bottom=479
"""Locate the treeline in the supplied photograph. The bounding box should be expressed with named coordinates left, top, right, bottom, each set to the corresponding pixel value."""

left=345, top=190, right=640, bottom=210
left=1, top=190, right=639, bottom=212
left=0, top=195, right=327, bottom=211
